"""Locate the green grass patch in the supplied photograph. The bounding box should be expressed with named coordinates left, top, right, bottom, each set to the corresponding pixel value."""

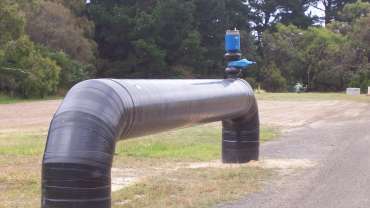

left=112, top=167, right=270, bottom=208
left=0, top=124, right=278, bottom=208
left=0, top=94, right=22, bottom=104
left=0, top=125, right=278, bottom=159
left=0, top=132, right=46, bottom=156
left=116, top=124, right=279, bottom=162
left=256, top=92, right=370, bottom=102
left=0, top=93, right=62, bottom=104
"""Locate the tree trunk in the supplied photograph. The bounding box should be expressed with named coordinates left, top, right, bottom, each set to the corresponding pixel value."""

left=323, top=0, right=332, bottom=25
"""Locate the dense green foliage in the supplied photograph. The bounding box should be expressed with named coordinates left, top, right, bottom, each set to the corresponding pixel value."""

left=1, top=0, right=370, bottom=97
left=88, top=0, right=254, bottom=78
left=0, top=0, right=92, bottom=97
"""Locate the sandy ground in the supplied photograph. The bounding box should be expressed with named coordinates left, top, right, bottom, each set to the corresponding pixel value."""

left=0, top=99, right=366, bottom=133
left=258, top=100, right=368, bottom=129
left=220, top=102, right=370, bottom=208
left=0, top=100, right=61, bottom=133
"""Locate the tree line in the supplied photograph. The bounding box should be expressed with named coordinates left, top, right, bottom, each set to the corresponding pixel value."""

left=0, top=0, right=370, bottom=97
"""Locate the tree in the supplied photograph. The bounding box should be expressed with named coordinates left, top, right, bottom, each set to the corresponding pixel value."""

left=279, top=0, right=318, bottom=28
left=312, top=0, right=370, bottom=24
left=262, top=24, right=347, bottom=91
left=247, top=0, right=281, bottom=36
left=248, top=0, right=317, bottom=59
left=26, top=1, right=97, bottom=64
left=0, top=1, right=25, bottom=46
left=0, top=1, right=27, bottom=96
left=248, top=0, right=316, bottom=37
left=324, top=1, right=370, bottom=91
left=87, top=0, right=255, bottom=78
left=2, top=36, right=60, bottom=97
left=261, top=63, right=288, bottom=92
left=43, top=49, right=91, bottom=89
left=192, top=0, right=254, bottom=76
left=262, top=24, right=306, bottom=85
left=339, top=0, right=370, bottom=22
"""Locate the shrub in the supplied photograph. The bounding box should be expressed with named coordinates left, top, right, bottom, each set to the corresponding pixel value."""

left=349, top=66, right=370, bottom=93
left=244, top=77, right=257, bottom=89
left=261, top=64, right=287, bottom=92
left=2, top=36, right=60, bottom=98
left=20, top=55, right=60, bottom=98
left=45, top=51, right=90, bottom=89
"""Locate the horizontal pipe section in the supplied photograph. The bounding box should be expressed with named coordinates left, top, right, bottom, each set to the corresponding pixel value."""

left=42, top=79, right=259, bottom=208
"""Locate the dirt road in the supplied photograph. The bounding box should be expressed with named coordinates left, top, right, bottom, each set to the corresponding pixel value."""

left=0, top=99, right=366, bottom=132
left=0, top=100, right=60, bottom=133
left=220, top=101, right=370, bottom=208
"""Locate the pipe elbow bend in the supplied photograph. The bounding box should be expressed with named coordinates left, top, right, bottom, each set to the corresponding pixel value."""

left=42, top=79, right=132, bottom=208
left=222, top=93, right=259, bottom=163
left=41, top=78, right=259, bottom=207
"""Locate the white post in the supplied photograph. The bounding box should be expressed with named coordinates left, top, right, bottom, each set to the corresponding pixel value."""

left=368, top=87, right=370, bottom=96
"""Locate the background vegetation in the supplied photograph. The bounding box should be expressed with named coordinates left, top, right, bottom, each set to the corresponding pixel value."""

left=1, top=0, right=370, bottom=97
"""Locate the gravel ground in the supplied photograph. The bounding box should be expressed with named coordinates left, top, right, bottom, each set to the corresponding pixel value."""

left=0, top=100, right=60, bottom=133
left=0, top=99, right=366, bottom=132
left=219, top=101, right=370, bottom=208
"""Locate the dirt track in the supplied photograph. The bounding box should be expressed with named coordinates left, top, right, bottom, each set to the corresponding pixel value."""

left=0, top=100, right=60, bottom=133
left=220, top=101, right=370, bottom=208
left=0, top=99, right=367, bottom=133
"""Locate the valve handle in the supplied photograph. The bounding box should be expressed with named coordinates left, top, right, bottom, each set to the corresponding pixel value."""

left=227, top=59, right=256, bottom=70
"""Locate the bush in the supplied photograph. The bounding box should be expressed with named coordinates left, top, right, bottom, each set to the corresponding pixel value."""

left=349, top=67, right=370, bottom=93
left=244, top=77, right=257, bottom=89
left=26, top=1, right=96, bottom=64
left=20, top=56, right=60, bottom=98
left=2, top=36, right=60, bottom=98
left=261, top=64, right=287, bottom=92
left=0, top=1, right=25, bottom=46
left=45, top=51, right=90, bottom=89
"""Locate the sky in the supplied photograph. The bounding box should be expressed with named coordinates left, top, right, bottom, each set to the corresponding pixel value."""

left=308, top=2, right=326, bottom=25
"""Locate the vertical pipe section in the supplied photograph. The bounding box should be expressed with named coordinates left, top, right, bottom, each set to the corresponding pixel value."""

left=42, top=79, right=259, bottom=208
left=222, top=100, right=259, bottom=163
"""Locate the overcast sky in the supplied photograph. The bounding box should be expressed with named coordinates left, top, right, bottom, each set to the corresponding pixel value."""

left=308, top=2, right=325, bottom=17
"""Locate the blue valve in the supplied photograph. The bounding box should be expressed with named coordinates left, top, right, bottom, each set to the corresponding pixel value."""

left=224, top=29, right=256, bottom=78
left=228, top=59, right=256, bottom=70
left=225, top=30, right=241, bottom=53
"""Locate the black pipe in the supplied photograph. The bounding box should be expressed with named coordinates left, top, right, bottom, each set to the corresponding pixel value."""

left=42, top=79, right=259, bottom=208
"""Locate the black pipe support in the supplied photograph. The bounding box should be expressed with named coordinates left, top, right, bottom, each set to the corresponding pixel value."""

left=42, top=79, right=259, bottom=208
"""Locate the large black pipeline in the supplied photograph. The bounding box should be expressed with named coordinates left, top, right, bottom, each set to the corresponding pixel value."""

left=42, top=79, right=259, bottom=208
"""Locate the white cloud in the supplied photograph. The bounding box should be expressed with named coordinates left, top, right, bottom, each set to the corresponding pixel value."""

left=307, top=2, right=325, bottom=18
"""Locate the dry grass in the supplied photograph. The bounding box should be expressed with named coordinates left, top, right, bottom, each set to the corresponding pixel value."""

left=0, top=125, right=278, bottom=208
left=0, top=156, right=41, bottom=208
left=256, top=92, right=370, bottom=102
left=112, top=167, right=270, bottom=208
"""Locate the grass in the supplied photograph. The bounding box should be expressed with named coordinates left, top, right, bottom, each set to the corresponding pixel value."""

left=0, top=124, right=278, bottom=208
left=0, top=132, right=45, bottom=208
left=117, top=124, right=278, bottom=162
left=0, top=93, right=62, bottom=104
left=0, top=156, right=41, bottom=208
left=256, top=92, right=370, bottom=102
left=0, top=94, right=22, bottom=104
left=112, top=167, right=270, bottom=208
left=0, top=132, right=46, bottom=156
